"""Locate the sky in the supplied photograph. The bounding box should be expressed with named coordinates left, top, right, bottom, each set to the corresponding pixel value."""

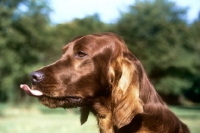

left=50, top=0, right=200, bottom=24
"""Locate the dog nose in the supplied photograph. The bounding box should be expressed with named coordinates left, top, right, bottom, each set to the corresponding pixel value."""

left=30, top=71, right=44, bottom=84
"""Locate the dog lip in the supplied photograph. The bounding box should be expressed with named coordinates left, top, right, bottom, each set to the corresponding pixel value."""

left=47, top=95, right=82, bottom=101
left=65, top=96, right=82, bottom=102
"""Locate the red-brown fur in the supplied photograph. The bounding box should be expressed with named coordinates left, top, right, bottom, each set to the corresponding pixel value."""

left=29, top=33, right=190, bottom=133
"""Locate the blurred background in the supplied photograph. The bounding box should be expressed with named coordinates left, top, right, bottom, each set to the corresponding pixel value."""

left=0, top=0, right=200, bottom=132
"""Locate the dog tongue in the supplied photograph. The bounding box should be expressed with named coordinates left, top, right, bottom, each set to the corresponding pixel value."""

left=20, top=84, right=43, bottom=96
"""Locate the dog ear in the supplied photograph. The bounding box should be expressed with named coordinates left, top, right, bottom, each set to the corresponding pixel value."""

left=80, top=106, right=90, bottom=125
left=109, top=52, right=143, bottom=129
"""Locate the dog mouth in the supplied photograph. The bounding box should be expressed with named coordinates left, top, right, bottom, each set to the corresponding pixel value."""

left=20, top=84, right=83, bottom=108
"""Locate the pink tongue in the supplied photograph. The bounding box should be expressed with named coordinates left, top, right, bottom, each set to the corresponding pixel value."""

left=20, top=84, right=43, bottom=96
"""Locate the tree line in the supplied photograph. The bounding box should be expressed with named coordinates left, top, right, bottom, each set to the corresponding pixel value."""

left=0, top=0, right=199, bottom=104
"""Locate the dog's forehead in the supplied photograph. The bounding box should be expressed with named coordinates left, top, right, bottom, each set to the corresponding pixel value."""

left=73, top=37, right=95, bottom=50
left=62, top=35, right=119, bottom=55
left=73, top=36, right=112, bottom=51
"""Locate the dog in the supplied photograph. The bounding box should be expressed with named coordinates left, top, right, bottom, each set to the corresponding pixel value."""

left=21, top=33, right=190, bottom=133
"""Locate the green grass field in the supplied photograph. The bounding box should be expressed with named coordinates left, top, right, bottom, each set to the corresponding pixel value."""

left=0, top=104, right=199, bottom=133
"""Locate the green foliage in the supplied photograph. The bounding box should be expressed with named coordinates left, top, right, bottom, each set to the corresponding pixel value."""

left=113, top=0, right=200, bottom=100
left=54, top=14, right=111, bottom=44
left=0, top=0, right=53, bottom=103
left=0, top=0, right=199, bottom=104
left=184, top=19, right=200, bottom=102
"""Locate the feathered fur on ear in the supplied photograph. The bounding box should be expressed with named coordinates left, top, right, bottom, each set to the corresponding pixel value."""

left=109, top=52, right=144, bottom=129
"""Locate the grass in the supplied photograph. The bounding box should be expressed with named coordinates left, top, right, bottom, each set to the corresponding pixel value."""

left=0, top=104, right=200, bottom=133
left=170, top=105, right=200, bottom=133
left=0, top=104, right=98, bottom=133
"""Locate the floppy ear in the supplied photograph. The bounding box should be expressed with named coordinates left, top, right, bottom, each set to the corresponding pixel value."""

left=109, top=52, right=144, bottom=129
left=80, top=106, right=90, bottom=125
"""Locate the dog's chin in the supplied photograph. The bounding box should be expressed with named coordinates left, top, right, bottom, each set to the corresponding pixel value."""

left=38, top=96, right=83, bottom=108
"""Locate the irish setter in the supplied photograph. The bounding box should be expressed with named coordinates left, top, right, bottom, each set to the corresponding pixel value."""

left=21, top=33, right=190, bottom=133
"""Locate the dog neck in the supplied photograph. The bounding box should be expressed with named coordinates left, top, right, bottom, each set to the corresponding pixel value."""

left=91, top=97, right=114, bottom=133
left=97, top=113, right=114, bottom=133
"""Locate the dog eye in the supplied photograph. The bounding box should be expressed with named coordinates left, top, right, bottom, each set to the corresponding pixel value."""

left=75, top=51, right=87, bottom=58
